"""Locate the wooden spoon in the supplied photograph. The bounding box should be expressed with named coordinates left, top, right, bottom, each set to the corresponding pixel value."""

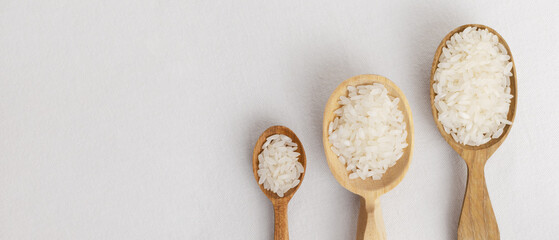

left=322, top=74, right=414, bottom=240
left=430, top=24, right=517, bottom=240
left=252, top=125, right=306, bottom=240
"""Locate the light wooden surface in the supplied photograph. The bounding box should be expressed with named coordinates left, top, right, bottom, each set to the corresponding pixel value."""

left=322, top=74, right=414, bottom=240
left=430, top=24, right=517, bottom=240
left=252, top=125, right=306, bottom=240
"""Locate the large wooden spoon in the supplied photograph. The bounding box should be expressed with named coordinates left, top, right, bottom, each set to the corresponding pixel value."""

left=323, top=74, right=414, bottom=240
left=430, top=24, right=517, bottom=240
left=252, top=125, right=306, bottom=240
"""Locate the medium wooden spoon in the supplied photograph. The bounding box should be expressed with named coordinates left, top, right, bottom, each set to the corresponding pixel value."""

left=252, top=125, right=306, bottom=240
left=430, top=24, right=517, bottom=240
left=323, top=74, right=414, bottom=240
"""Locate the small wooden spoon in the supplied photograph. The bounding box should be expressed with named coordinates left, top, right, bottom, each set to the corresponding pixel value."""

left=430, top=24, right=517, bottom=240
left=252, top=125, right=306, bottom=240
left=323, top=74, right=414, bottom=240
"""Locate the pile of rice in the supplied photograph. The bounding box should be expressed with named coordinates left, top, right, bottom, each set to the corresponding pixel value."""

left=434, top=27, right=513, bottom=146
left=257, top=134, right=303, bottom=197
left=328, top=84, right=408, bottom=180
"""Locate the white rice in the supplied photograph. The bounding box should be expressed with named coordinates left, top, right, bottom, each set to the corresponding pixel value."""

left=257, top=134, right=304, bottom=197
left=434, top=26, right=513, bottom=146
left=328, top=84, right=408, bottom=180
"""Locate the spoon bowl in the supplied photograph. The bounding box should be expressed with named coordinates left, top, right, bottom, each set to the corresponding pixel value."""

left=253, top=125, right=306, bottom=240
left=323, top=74, right=414, bottom=240
left=430, top=24, right=517, bottom=240
left=431, top=24, right=517, bottom=154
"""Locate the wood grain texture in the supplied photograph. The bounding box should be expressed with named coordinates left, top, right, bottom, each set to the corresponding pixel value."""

left=252, top=125, right=306, bottom=240
left=323, top=74, right=414, bottom=240
left=273, top=203, right=289, bottom=240
left=356, top=194, right=386, bottom=240
left=430, top=24, right=517, bottom=240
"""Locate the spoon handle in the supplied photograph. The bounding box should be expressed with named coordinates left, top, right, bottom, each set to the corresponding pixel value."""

left=273, top=203, right=289, bottom=240
left=458, top=162, right=500, bottom=240
left=356, top=196, right=386, bottom=240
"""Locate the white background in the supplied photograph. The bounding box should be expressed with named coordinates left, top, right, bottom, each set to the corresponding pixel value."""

left=1, top=1, right=558, bottom=239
